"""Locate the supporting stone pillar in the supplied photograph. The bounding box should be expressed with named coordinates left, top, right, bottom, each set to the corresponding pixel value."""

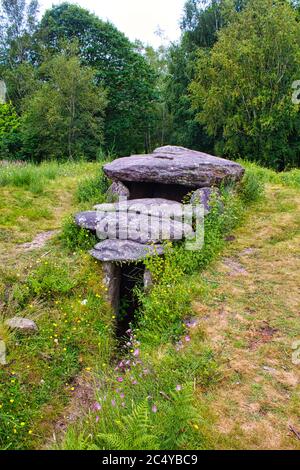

left=102, top=262, right=121, bottom=314
left=143, top=269, right=154, bottom=293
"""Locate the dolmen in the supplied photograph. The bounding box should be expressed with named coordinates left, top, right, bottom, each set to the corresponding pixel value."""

left=75, top=146, right=244, bottom=311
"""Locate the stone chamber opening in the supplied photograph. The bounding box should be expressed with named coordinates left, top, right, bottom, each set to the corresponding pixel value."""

left=126, top=181, right=193, bottom=202
left=116, top=262, right=145, bottom=338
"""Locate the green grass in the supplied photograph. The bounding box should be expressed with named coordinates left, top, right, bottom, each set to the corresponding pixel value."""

left=1, top=159, right=299, bottom=450
left=0, top=160, right=115, bottom=449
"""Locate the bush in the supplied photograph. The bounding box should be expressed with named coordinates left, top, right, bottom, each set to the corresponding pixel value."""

left=0, top=102, right=22, bottom=160
left=238, top=172, right=264, bottom=204
left=27, top=260, right=77, bottom=298
left=75, top=170, right=110, bottom=204
left=61, top=217, right=98, bottom=252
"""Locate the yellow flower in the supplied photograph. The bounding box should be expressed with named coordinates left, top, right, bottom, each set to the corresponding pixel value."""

left=193, top=424, right=199, bottom=430
left=20, top=422, right=25, bottom=427
left=10, top=399, right=14, bottom=404
left=28, top=430, right=33, bottom=435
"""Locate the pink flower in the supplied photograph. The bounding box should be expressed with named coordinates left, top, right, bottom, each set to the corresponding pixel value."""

left=176, top=385, right=182, bottom=392
left=132, top=380, right=137, bottom=385
left=93, top=402, right=102, bottom=411
left=133, top=349, right=140, bottom=357
left=111, top=399, right=116, bottom=407
left=120, top=393, right=125, bottom=399
left=117, top=377, right=123, bottom=383
left=185, top=335, right=191, bottom=343
left=152, top=405, right=158, bottom=413
left=96, top=415, right=100, bottom=423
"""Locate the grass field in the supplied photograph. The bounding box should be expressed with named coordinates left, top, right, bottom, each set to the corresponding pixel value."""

left=0, top=160, right=299, bottom=450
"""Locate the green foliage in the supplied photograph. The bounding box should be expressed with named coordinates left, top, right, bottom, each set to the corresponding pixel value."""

left=0, top=160, right=92, bottom=193
left=240, top=160, right=300, bottom=189
left=75, top=170, right=110, bottom=204
left=27, top=260, right=77, bottom=298
left=0, top=102, right=21, bottom=159
left=238, top=172, right=264, bottom=204
left=38, top=3, right=157, bottom=155
left=61, top=217, right=98, bottom=252
left=190, top=0, right=300, bottom=170
left=21, top=47, right=107, bottom=162
left=0, top=1, right=40, bottom=109
left=98, top=401, right=159, bottom=450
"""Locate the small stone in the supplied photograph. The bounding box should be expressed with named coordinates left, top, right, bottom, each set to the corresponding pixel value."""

left=5, top=317, right=38, bottom=334
left=190, top=187, right=220, bottom=214
left=106, top=181, right=130, bottom=202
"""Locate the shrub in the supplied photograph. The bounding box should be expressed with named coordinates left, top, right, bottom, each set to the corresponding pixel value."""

left=238, top=172, right=264, bottom=204
left=0, top=102, right=22, bottom=160
left=75, top=170, right=110, bottom=204
left=61, top=217, right=98, bottom=252
left=27, top=260, right=77, bottom=298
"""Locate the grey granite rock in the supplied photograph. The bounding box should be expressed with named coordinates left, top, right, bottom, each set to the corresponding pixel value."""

left=91, top=240, right=164, bottom=262
left=190, top=187, right=220, bottom=214
left=104, top=145, right=244, bottom=189
left=93, top=198, right=184, bottom=221
left=75, top=210, right=193, bottom=244
left=106, top=181, right=130, bottom=202
left=6, top=317, right=38, bottom=334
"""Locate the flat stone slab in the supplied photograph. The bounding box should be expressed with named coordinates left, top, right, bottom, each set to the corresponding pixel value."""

left=93, top=198, right=184, bottom=221
left=104, top=145, right=245, bottom=189
left=75, top=210, right=194, bottom=244
left=90, top=240, right=165, bottom=262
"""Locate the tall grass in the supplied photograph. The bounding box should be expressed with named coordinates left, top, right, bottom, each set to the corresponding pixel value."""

left=0, top=161, right=99, bottom=194
left=239, top=160, right=300, bottom=189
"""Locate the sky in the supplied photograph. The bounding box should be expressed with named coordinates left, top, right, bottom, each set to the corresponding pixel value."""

left=39, top=0, right=186, bottom=48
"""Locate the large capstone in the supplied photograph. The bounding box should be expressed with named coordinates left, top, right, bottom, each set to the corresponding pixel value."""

left=103, top=146, right=245, bottom=193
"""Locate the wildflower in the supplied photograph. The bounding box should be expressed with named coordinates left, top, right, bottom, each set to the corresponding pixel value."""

left=117, top=377, right=123, bottom=383
left=9, top=399, right=14, bottom=404
left=185, top=336, right=191, bottom=343
left=152, top=405, right=158, bottom=413
left=133, top=349, right=140, bottom=358
left=81, top=299, right=88, bottom=306
left=96, top=416, right=100, bottom=423
left=20, top=422, right=25, bottom=427
left=93, top=402, right=102, bottom=412
left=120, top=393, right=125, bottom=399
left=111, top=399, right=116, bottom=407
left=176, top=385, right=182, bottom=392
left=193, top=424, right=199, bottom=430
left=28, top=430, right=33, bottom=435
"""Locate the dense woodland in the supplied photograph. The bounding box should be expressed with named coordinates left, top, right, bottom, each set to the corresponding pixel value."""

left=1, top=0, right=300, bottom=169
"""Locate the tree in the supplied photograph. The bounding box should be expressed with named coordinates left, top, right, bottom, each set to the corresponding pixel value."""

left=190, top=0, right=300, bottom=169
left=21, top=47, right=107, bottom=161
left=0, top=1, right=39, bottom=107
left=0, top=101, right=21, bottom=159
left=164, top=0, right=246, bottom=151
left=37, top=3, right=157, bottom=156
